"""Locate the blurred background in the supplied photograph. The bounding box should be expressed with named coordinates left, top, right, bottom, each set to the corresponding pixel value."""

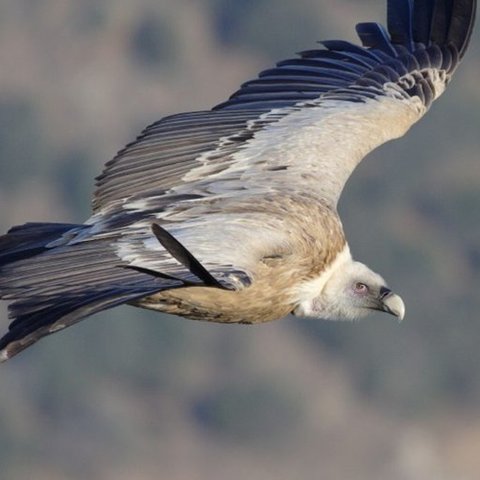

left=0, top=0, right=479, bottom=479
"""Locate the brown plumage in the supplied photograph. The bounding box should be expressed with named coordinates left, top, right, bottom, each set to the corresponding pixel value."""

left=136, top=196, right=347, bottom=324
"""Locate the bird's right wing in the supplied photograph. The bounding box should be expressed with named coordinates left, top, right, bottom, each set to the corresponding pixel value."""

left=92, top=0, right=476, bottom=222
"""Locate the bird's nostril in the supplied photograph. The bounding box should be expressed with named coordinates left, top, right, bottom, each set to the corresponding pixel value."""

left=380, top=286, right=392, bottom=299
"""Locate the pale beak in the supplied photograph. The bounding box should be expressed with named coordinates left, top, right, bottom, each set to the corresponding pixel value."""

left=380, top=289, right=405, bottom=321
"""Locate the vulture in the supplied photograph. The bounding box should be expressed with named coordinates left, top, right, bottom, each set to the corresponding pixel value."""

left=0, top=0, right=477, bottom=361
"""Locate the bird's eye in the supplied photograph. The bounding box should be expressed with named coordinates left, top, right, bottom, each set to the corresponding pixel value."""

left=354, top=282, right=369, bottom=294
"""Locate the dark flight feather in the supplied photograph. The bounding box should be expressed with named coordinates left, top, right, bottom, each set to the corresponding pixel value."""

left=388, top=0, right=415, bottom=50
left=151, top=223, right=228, bottom=289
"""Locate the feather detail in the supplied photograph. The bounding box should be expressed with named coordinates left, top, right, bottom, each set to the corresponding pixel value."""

left=151, top=223, right=228, bottom=289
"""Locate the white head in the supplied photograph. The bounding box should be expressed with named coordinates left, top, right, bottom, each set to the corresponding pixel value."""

left=292, top=247, right=405, bottom=321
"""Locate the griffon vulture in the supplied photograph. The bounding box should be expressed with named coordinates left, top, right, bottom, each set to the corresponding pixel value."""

left=0, top=0, right=477, bottom=361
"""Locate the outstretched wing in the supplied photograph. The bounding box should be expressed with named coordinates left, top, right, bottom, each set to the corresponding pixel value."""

left=93, top=0, right=476, bottom=217
left=0, top=221, right=253, bottom=361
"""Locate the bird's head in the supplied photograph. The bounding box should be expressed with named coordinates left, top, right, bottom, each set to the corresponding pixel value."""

left=292, top=251, right=405, bottom=322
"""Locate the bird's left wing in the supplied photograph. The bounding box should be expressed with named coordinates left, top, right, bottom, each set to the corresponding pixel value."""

left=93, top=0, right=476, bottom=217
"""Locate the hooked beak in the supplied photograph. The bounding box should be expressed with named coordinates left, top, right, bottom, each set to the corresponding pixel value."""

left=379, top=287, right=405, bottom=321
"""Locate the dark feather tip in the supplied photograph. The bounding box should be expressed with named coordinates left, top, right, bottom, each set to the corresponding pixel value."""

left=151, top=223, right=227, bottom=289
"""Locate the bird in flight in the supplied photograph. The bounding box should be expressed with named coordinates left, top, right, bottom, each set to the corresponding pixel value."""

left=0, top=0, right=476, bottom=361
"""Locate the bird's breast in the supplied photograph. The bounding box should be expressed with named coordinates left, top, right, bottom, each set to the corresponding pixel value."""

left=134, top=195, right=347, bottom=323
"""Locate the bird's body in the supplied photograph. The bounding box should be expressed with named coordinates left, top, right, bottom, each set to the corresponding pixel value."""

left=0, top=0, right=476, bottom=361
left=135, top=194, right=347, bottom=324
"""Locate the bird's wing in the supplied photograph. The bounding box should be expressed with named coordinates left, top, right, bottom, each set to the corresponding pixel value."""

left=92, top=0, right=476, bottom=216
